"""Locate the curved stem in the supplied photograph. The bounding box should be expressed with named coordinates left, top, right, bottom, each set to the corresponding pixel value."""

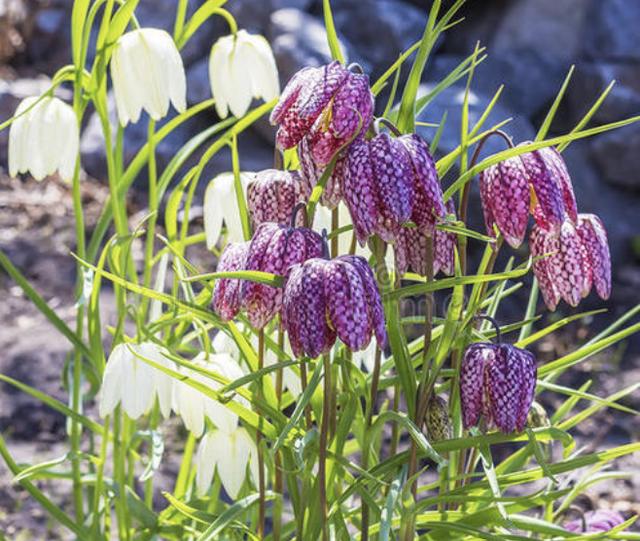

left=290, top=202, right=308, bottom=229
left=374, top=117, right=402, bottom=137
left=474, top=313, right=502, bottom=344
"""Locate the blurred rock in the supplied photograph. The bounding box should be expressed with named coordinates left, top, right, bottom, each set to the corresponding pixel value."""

left=332, top=0, right=429, bottom=78
left=583, top=0, right=640, bottom=62
left=416, top=84, right=535, bottom=158
left=268, top=8, right=350, bottom=82
left=590, top=123, right=640, bottom=192
left=564, top=62, right=640, bottom=127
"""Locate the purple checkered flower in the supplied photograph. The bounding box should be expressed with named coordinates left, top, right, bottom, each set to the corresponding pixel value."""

left=241, top=222, right=324, bottom=329
left=564, top=510, right=625, bottom=534
left=247, top=169, right=310, bottom=227
left=480, top=144, right=578, bottom=247
left=342, top=132, right=445, bottom=245
left=281, top=255, right=387, bottom=358
left=530, top=214, right=611, bottom=310
left=212, top=241, right=251, bottom=321
left=460, top=342, right=537, bottom=433
left=298, top=136, right=345, bottom=209
left=270, top=62, right=373, bottom=163
left=394, top=199, right=456, bottom=277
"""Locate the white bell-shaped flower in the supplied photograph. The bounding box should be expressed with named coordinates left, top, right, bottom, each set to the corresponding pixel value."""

left=204, top=172, right=252, bottom=249
left=209, top=29, right=279, bottom=119
left=99, top=342, right=175, bottom=419
left=195, top=425, right=258, bottom=499
left=213, top=330, right=302, bottom=397
left=172, top=352, right=248, bottom=437
left=110, top=28, right=187, bottom=126
left=8, top=96, right=79, bottom=182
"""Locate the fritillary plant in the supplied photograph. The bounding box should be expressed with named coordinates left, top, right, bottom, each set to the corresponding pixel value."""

left=1, top=1, right=639, bottom=539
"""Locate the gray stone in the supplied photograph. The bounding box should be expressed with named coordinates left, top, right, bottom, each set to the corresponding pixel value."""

left=564, top=62, right=640, bottom=127
left=332, top=0, right=430, bottom=78
left=441, top=1, right=509, bottom=55
left=590, top=122, right=640, bottom=192
left=416, top=84, right=536, bottom=159
left=583, top=0, right=640, bottom=62
left=268, top=8, right=351, bottom=83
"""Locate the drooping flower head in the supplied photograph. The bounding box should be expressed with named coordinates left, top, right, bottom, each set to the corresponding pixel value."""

left=173, top=352, right=247, bottom=437
left=212, top=241, right=251, bottom=321
left=298, top=136, right=345, bottom=209
left=9, top=96, right=79, bottom=182
left=209, top=29, right=279, bottom=119
left=247, top=169, right=309, bottom=226
left=241, top=221, right=324, bottom=329
left=99, top=342, right=175, bottom=420
left=111, top=28, right=186, bottom=126
left=460, top=340, right=537, bottom=433
left=343, top=130, right=446, bottom=245
left=530, top=214, right=611, bottom=310
left=282, top=254, right=387, bottom=358
left=196, top=425, right=259, bottom=499
left=479, top=142, right=578, bottom=247
left=270, top=61, right=374, bottom=163
left=204, top=172, right=252, bottom=248
left=564, top=510, right=626, bottom=534
left=394, top=199, right=456, bottom=277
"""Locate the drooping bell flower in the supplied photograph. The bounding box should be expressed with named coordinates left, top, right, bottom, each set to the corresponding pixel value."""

left=172, top=352, right=248, bottom=437
left=212, top=241, right=251, bottom=321
left=564, top=510, right=626, bottom=534
left=247, top=169, right=310, bottom=226
left=282, top=255, right=387, bottom=358
left=241, top=221, right=324, bottom=329
left=343, top=131, right=445, bottom=245
left=298, top=136, right=345, bottom=209
left=196, top=425, right=259, bottom=499
left=99, top=342, right=175, bottom=420
left=480, top=143, right=578, bottom=247
left=209, top=30, right=279, bottom=119
left=530, top=214, right=611, bottom=310
left=204, top=172, right=252, bottom=248
left=460, top=341, right=537, bottom=433
left=270, top=61, right=374, bottom=163
left=520, top=143, right=578, bottom=228
left=394, top=200, right=456, bottom=277
left=111, top=28, right=186, bottom=126
left=9, top=96, right=79, bottom=182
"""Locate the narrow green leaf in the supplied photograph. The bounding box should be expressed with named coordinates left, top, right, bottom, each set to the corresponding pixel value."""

left=322, top=0, right=345, bottom=63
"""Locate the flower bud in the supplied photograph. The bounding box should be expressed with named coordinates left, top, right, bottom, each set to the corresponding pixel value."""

left=564, top=510, right=625, bottom=534
left=425, top=396, right=452, bottom=442
left=527, top=401, right=550, bottom=429
left=212, top=241, right=251, bottom=321
left=247, top=169, right=309, bottom=226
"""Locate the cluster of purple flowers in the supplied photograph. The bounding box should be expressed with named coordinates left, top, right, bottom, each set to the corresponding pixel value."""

left=209, top=60, right=615, bottom=438
left=480, top=144, right=611, bottom=310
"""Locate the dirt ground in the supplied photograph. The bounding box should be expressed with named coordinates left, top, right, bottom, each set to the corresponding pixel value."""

left=0, top=174, right=638, bottom=539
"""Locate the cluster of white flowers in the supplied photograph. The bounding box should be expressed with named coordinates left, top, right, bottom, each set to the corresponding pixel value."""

left=7, top=28, right=278, bottom=183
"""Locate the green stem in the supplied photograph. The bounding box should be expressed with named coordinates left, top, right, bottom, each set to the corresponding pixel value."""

left=140, top=119, right=158, bottom=318
left=319, top=353, right=332, bottom=541
left=257, top=329, right=266, bottom=538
